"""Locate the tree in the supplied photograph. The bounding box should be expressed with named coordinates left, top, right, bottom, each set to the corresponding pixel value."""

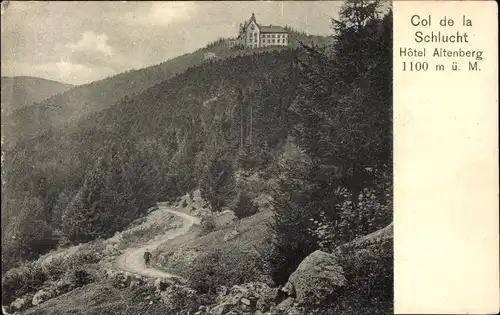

left=268, top=0, right=393, bottom=284
left=292, top=0, right=392, bottom=213
left=233, top=193, right=258, bottom=219
left=199, top=148, right=237, bottom=212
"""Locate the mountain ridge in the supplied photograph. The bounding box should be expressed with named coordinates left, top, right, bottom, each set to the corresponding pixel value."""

left=2, top=31, right=330, bottom=148
left=1, top=76, right=75, bottom=116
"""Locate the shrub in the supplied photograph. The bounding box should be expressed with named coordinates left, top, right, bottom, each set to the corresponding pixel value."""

left=188, top=247, right=267, bottom=295
left=234, top=193, right=258, bottom=219
left=72, top=269, right=93, bottom=287
left=1, top=262, right=46, bottom=305
left=182, top=200, right=188, bottom=208
left=200, top=215, right=217, bottom=235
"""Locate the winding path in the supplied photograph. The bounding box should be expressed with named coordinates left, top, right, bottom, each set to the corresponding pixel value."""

left=115, top=203, right=200, bottom=279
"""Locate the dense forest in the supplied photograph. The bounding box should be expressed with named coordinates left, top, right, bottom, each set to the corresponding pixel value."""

left=2, top=5, right=392, bottom=312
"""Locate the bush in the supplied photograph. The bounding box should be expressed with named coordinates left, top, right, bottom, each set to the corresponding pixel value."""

left=200, top=215, right=217, bottom=235
left=233, top=193, right=258, bottom=219
left=182, top=200, right=188, bottom=208
left=1, top=262, right=46, bottom=305
left=188, top=247, right=267, bottom=295
left=72, top=269, right=93, bottom=287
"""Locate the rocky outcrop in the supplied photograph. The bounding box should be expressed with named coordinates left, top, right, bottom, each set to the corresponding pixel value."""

left=159, top=282, right=201, bottom=313
left=333, top=222, right=393, bottom=258
left=205, top=282, right=276, bottom=314
left=279, top=223, right=393, bottom=308
left=285, top=250, right=346, bottom=304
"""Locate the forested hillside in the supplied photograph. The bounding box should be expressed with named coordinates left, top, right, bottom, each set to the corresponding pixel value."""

left=1, top=48, right=301, bottom=270
left=1, top=76, right=74, bottom=116
left=1, top=31, right=326, bottom=149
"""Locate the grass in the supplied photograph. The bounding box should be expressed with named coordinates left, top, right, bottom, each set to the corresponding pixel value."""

left=22, top=280, right=171, bottom=315
left=153, top=209, right=274, bottom=278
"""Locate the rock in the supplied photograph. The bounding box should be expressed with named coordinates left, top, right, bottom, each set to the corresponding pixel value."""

left=210, top=303, right=230, bottom=315
left=240, top=297, right=251, bottom=306
left=54, top=279, right=72, bottom=294
left=210, top=282, right=273, bottom=314
left=10, top=297, right=28, bottom=310
left=286, top=304, right=304, bottom=315
left=159, top=283, right=201, bottom=313
left=223, top=229, right=239, bottom=242
left=333, top=222, right=393, bottom=258
left=32, top=289, right=54, bottom=306
left=154, top=278, right=169, bottom=292
left=256, top=287, right=279, bottom=312
left=332, top=223, right=393, bottom=301
left=281, top=281, right=295, bottom=297
left=286, top=250, right=346, bottom=304
left=276, top=297, right=295, bottom=312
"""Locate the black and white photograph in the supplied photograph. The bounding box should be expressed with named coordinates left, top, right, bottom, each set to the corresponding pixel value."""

left=1, top=1, right=393, bottom=314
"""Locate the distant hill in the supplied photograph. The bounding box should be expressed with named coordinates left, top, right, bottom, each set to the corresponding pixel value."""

left=1, top=32, right=329, bottom=148
left=1, top=76, right=74, bottom=116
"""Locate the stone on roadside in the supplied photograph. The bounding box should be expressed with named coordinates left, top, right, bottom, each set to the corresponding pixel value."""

left=286, top=250, right=346, bottom=304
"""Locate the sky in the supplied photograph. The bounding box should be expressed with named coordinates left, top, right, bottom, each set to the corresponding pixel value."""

left=1, top=1, right=343, bottom=85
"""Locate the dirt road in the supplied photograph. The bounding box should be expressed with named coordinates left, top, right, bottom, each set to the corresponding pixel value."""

left=115, top=203, right=200, bottom=279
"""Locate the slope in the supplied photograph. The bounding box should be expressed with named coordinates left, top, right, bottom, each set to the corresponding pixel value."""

left=1, top=47, right=303, bottom=270
left=115, top=205, right=200, bottom=279
left=1, top=76, right=74, bottom=116
left=2, top=32, right=328, bottom=148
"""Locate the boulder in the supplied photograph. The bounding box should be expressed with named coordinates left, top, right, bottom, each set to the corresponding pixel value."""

left=286, top=250, right=346, bottom=304
left=332, top=222, right=393, bottom=301
left=333, top=222, right=393, bottom=259
left=276, top=297, right=295, bottom=312
left=10, top=296, right=29, bottom=310
left=32, top=289, right=54, bottom=306
left=210, top=282, right=273, bottom=314
left=223, top=229, right=239, bottom=242
left=210, top=303, right=230, bottom=315
left=256, top=287, right=279, bottom=312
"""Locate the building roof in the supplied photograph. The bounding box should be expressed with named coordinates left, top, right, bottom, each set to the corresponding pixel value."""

left=240, top=13, right=288, bottom=34
left=258, top=25, right=288, bottom=33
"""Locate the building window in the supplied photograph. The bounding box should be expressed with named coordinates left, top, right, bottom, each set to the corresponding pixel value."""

left=272, top=39, right=275, bottom=43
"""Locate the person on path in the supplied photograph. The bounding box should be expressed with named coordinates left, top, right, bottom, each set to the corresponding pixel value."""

left=144, top=251, right=152, bottom=268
